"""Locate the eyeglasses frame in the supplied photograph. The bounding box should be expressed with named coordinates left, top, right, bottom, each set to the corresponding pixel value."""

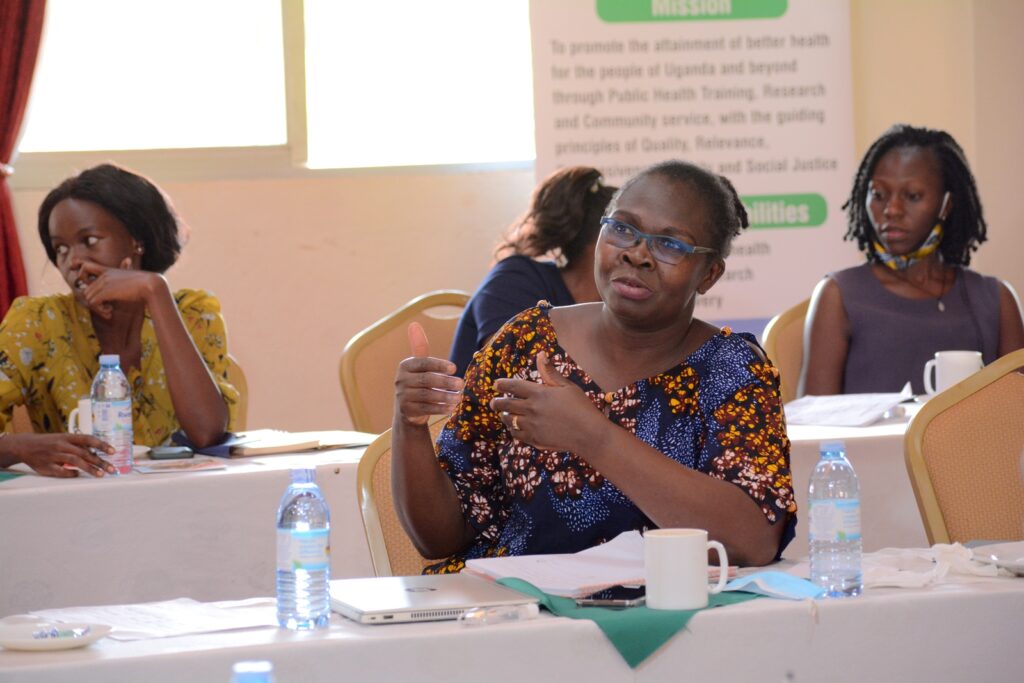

left=599, top=216, right=717, bottom=264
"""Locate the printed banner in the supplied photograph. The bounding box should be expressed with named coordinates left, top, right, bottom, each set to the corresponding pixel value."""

left=530, top=0, right=855, bottom=324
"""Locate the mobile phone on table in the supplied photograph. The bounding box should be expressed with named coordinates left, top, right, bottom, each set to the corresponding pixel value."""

left=574, top=585, right=646, bottom=608
left=149, top=446, right=194, bottom=460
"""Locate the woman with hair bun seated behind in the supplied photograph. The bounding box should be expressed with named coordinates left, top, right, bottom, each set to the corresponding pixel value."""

left=0, top=164, right=238, bottom=477
left=449, top=166, right=617, bottom=377
left=395, top=160, right=795, bottom=569
left=802, top=124, right=1024, bottom=396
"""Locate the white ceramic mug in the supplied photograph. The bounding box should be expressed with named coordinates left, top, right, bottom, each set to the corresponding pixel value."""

left=923, top=350, right=983, bottom=395
left=68, top=398, right=92, bottom=435
left=644, top=528, right=729, bottom=610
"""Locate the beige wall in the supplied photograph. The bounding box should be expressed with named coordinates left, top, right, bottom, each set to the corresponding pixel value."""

left=9, top=0, right=1022, bottom=432
left=972, top=0, right=1024, bottom=301
left=850, top=0, right=976, bottom=155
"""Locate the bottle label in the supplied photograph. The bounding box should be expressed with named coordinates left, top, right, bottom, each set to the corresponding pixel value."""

left=809, top=500, right=861, bottom=542
left=277, top=528, right=330, bottom=571
left=92, top=399, right=133, bottom=471
left=93, top=399, right=132, bottom=434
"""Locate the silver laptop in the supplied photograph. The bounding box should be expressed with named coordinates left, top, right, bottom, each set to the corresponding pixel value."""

left=330, top=573, right=537, bottom=624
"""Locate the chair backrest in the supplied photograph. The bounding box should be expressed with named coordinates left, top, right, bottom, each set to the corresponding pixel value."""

left=356, top=416, right=449, bottom=576
left=761, top=298, right=810, bottom=404
left=226, top=353, right=249, bottom=431
left=340, top=290, right=469, bottom=434
left=904, top=348, right=1024, bottom=545
left=10, top=405, right=33, bottom=433
left=1004, top=278, right=1024, bottom=320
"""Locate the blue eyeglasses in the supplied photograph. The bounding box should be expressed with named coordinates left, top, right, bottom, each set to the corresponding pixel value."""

left=599, top=217, right=717, bottom=265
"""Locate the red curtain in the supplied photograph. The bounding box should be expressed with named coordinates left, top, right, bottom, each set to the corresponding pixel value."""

left=0, top=0, right=45, bottom=318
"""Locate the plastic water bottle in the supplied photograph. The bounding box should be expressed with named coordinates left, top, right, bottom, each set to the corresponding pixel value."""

left=808, top=441, right=863, bottom=597
left=90, top=354, right=133, bottom=474
left=230, top=660, right=274, bottom=683
left=276, top=468, right=331, bottom=629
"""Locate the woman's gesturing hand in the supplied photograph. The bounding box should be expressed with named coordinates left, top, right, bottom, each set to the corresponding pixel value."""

left=394, top=322, right=465, bottom=427
left=491, top=351, right=605, bottom=453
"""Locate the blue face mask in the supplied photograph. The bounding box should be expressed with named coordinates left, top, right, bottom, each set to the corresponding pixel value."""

left=725, top=571, right=824, bottom=600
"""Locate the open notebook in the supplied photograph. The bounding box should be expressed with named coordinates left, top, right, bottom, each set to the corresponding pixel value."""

left=173, top=429, right=376, bottom=457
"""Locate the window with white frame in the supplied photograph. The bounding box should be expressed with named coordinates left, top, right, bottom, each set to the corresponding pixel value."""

left=18, top=0, right=536, bottom=170
left=302, top=0, right=535, bottom=168
left=18, top=0, right=287, bottom=152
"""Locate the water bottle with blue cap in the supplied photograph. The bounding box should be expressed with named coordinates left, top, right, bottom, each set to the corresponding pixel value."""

left=276, top=468, right=331, bottom=629
left=91, top=354, right=133, bottom=474
left=808, top=440, right=863, bottom=597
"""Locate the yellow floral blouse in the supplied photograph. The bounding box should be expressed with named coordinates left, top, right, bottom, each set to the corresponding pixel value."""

left=0, top=289, right=238, bottom=445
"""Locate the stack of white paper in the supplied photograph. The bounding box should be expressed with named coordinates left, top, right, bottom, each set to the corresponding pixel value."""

left=465, top=531, right=646, bottom=598
left=30, top=598, right=277, bottom=641
left=465, top=531, right=731, bottom=598
left=784, top=387, right=912, bottom=427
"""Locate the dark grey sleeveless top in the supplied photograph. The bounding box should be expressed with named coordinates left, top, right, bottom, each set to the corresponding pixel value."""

left=830, top=264, right=1001, bottom=394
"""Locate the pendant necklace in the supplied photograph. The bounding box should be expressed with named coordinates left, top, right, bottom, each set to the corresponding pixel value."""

left=897, top=268, right=951, bottom=312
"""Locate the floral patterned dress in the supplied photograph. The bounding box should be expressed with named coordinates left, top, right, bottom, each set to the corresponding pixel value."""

left=427, top=303, right=796, bottom=572
left=0, top=290, right=239, bottom=445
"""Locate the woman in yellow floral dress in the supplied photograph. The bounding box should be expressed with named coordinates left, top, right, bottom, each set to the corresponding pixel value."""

left=392, top=160, right=795, bottom=568
left=0, top=164, right=237, bottom=477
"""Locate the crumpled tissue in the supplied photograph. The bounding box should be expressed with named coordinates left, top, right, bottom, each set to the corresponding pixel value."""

left=861, top=543, right=1003, bottom=588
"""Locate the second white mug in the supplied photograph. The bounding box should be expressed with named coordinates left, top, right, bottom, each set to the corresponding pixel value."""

left=68, top=398, right=92, bottom=435
left=644, top=528, right=728, bottom=610
left=923, top=350, right=983, bottom=395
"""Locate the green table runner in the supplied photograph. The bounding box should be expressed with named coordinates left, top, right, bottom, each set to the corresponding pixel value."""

left=498, top=578, right=761, bottom=668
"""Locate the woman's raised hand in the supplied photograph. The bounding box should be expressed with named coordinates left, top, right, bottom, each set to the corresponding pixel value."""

left=78, top=258, right=163, bottom=319
left=491, top=351, right=605, bottom=453
left=394, top=322, right=465, bottom=427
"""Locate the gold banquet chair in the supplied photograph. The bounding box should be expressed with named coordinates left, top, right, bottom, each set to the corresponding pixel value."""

left=226, top=353, right=249, bottom=431
left=760, top=298, right=809, bottom=404
left=356, top=416, right=449, bottom=576
left=904, top=348, right=1024, bottom=545
left=10, top=405, right=33, bottom=433
left=340, top=290, right=469, bottom=434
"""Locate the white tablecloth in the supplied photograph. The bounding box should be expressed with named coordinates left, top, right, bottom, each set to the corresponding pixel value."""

left=0, top=449, right=374, bottom=615
left=2, top=416, right=926, bottom=614
left=1, top=571, right=1021, bottom=682
left=786, top=417, right=927, bottom=559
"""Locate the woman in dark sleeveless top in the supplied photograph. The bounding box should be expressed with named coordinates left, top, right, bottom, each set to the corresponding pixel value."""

left=802, top=124, right=1024, bottom=395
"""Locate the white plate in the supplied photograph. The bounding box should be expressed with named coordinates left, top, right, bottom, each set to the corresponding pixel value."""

left=971, top=541, right=1024, bottom=575
left=0, top=622, right=111, bottom=651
